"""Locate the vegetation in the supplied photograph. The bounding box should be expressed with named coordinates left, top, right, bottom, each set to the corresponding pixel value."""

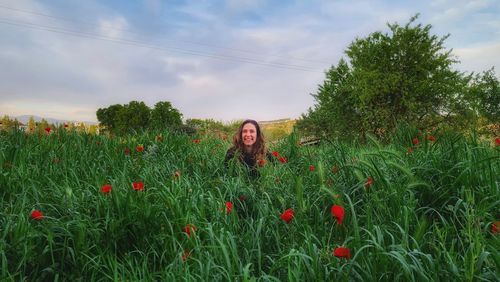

left=297, top=15, right=500, bottom=141
left=1, top=126, right=499, bottom=281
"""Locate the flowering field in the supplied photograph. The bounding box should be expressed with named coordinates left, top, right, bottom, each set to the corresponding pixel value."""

left=1, top=128, right=499, bottom=281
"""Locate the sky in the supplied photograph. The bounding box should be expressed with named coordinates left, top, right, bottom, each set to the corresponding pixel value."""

left=0, top=0, right=499, bottom=123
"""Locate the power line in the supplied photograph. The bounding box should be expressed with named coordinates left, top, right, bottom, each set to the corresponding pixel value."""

left=0, top=3, right=330, bottom=66
left=0, top=17, right=325, bottom=73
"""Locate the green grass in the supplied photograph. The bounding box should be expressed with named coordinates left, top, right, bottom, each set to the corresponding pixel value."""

left=0, top=127, right=498, bottom=281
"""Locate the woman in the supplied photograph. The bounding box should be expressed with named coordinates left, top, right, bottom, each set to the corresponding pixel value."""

left=224, top=119, right=273, bottom=174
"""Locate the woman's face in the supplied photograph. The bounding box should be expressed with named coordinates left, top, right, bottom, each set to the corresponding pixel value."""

left=241, top=123, right=257, bottom=147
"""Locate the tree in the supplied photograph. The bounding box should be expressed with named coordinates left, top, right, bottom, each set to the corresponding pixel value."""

left=150, top=101, right=183, bottom=131
left=96, top=104, right=123, bottom=133
left=116, top=101, right=151, bottom=134
left=299, top=15, right=471, bottom=140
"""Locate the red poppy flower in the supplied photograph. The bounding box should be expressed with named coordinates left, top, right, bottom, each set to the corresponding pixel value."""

left=272, top=151, right=279, bottom=157
left=101, top=184, right=112, bottom=194
left=407, top=147, right=414, bottom=154
left=492, top=221, right=500, bottom=234
left=183, top=224, right=197, bottom=237
left=132, top=181, right=144, bottom=191
left=31, top=210, right=44, bottom=221
left=192, top=139, right=201, bottom=144
left=239, top=195, right=246, bottom=202
left=495, top=137, right=500, bottom=147
left=124, top=147, right=130, bottom=155
left=136, top=145, right=144, bottom=152
left=331, top=205, right=345, bottom=225
left=332, top=166, right=339, bottom=173
left=45, top=127, right=51, bottom=134
left=64, top=123, right=68, bottom=128
left=258, top=159, right=266, bottom=167
left=278, top=157, right=287, bottom=163
left=280, top=208, right=294, bottom=224
left=412, top=138, right=419, bottom=145
left=365, top=176, right=373, bottom=188
left=333, top=247, right=351, bottom=259
left=427, top=135, right=436, bottom=142
left=225, top=202, right=233, bottom=214
left=309, top=165, right=315, bottom=171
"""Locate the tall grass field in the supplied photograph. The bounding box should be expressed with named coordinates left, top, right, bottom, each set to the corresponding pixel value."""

left=1, top=127, right=499, bottom=281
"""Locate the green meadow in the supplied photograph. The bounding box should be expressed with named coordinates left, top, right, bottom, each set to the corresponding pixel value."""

left=1, top=127, right=499, bottom=281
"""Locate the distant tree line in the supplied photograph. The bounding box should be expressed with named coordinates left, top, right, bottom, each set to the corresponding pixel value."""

left=96, top=101, right=184, bottom=135
left=297, top=15, right=499, bottom=140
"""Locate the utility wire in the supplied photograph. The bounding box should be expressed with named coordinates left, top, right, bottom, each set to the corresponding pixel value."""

left=0, top=3, right=329, bottom=66
left=0, top=18, right=324, bottom=73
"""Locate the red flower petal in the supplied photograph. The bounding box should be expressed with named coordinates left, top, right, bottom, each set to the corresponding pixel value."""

left=412, top=138, right=419, bottom=145
left=495, top=137, right=500, bottom=147
left=333, top=247, right=351, bottom=259
left=44, top=127, right=51, bottom=134
left=331, top=205, right=345, bottom=225
left=492, top=221, right=500, bottom=234
left=272, top=151, right=279, bottom=157
left=101, top=184, right=112, bottom=194
left=136, top=145, right=144, bottom=152
left=309, top=165, right=315, bottom=171
left=183, top=224, right=197, bottom=237
left=278, top=157, right=287, bottom=163
left=280, top=208, right=294, bottom=224
left=364, top=176, right=374, bottom=188
left=332, top=166, right=339, bottom=173
left=225, top=202, right=233, bottom=214
left=132, top=181, right=144, bottom=191
left=31, top=210, right=44, bottom=221
left=427, top=135, right=436, bottom=142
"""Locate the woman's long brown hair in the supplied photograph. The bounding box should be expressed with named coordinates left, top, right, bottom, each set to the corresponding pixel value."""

left=231, top=119, right=266, bottom=161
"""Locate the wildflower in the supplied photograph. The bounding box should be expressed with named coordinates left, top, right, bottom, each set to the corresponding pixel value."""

left=182, top=250, right=192, bottom=262
left=272, top=151, right=279, bottom=157
left=309, top=165, right=315, bottom=172
left=225, top=202, right=233, bottom=214
left=156, top=135, right=163, bottom=142
left=325, top=179, right=333, bottom=187
left=192, top=139, right=201, bottom=144
left=332, top=166, right=339, bottom=173
left=136, top=145, right=144, bottom=152
left=31, top=210, right=44, bottom=221
left=492, top=221, right=500, bottom=234
left=96, top=141, right=101, bottom=145
left=365, top=176, right=374, bottom=188
left=280, top=208, right=294, bottom=224
left=238, top=195, right=246, bottom=202
left=495, top=137, right=500, bottom=147
left=124, top=147, right=130, bottom=155
left=407, top=147, right=414, bottom=154
left=64, top=123, right=68, bottom=128
left=331, top=205, right=345, bottom=225
left=45, top=127, right=51, bottom=134
left=132, top=181, right=144, bottom=191
left=278, top=157, right=287, bottom=163
left=183, top=224, right=197, bottom=237
left=101, top=184, right=112, bottom=194
left=173, top=170, right=181, bottom=179
left=258, top=159, right=266, bottom=167
left=412, top=138, right=419, bottom=145
left=333, top=247, right=351, bottom=259
left=427, top=135, right=436, bottom=142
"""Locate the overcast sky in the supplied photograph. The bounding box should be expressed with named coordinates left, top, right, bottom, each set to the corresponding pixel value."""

left=0, top=0, right=499, bottom=123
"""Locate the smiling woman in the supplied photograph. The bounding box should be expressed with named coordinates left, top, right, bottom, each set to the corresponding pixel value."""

left=224, top=119, right=274, bottom=175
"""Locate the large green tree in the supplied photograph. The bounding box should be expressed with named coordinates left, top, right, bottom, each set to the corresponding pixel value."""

left=150, top=101, right=183, bottom=130
left=96, top=104, right=123, bottom=133
left=298, top=15, right=480, bottom=139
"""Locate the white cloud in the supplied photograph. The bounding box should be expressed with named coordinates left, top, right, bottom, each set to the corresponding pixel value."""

left=98, top=17, right=128, bottom=38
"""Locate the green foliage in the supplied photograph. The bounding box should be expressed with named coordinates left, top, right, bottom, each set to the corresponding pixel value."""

left=298, top=14, right=498, bottom=141
left=0, top=126, right=498, bottom=281
left=150, top=101, right=183, bottom=130
left=97, top=101, right=183, bottom=135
